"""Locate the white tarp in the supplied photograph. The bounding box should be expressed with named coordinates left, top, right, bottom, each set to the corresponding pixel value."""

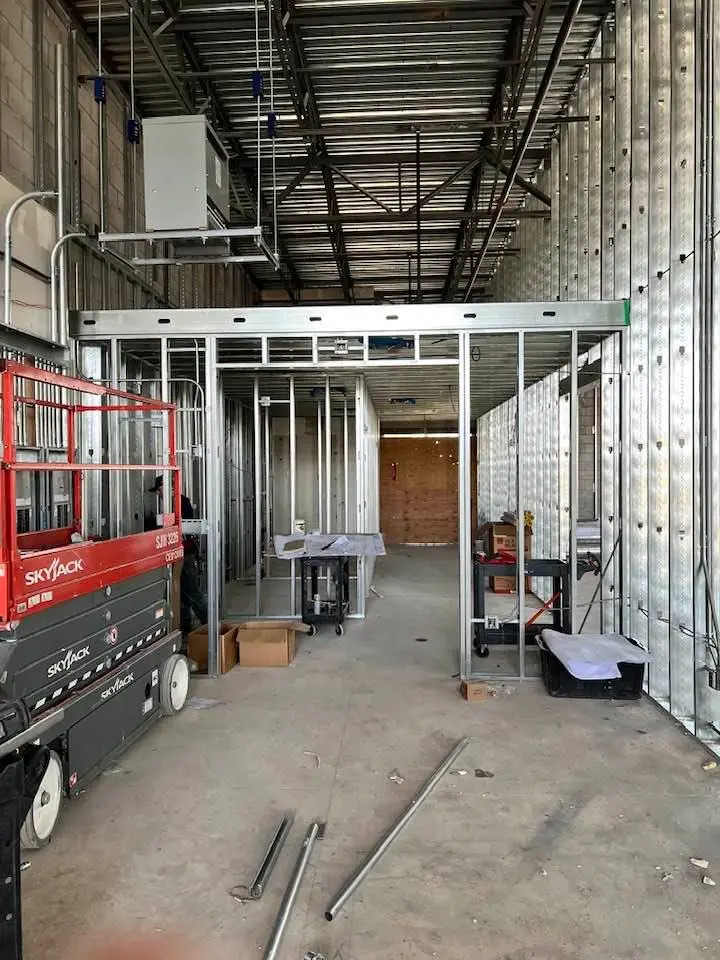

left=541, top=629, right=652, bottom=681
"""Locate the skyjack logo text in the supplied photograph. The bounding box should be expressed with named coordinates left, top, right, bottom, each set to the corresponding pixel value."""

left=25, top=557, right=84, bottom=587
left=100, top=673, right=134, bottom=700
left=47, top=645, right=91, bottom=678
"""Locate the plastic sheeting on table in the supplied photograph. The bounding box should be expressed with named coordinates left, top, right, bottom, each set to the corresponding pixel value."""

left=540, top=629, right=652, bottom=681
left=273, top=533, right=386, bottom=560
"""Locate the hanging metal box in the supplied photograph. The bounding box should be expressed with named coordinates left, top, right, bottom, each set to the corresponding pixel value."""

left=142, top=115, right=230, bottom=231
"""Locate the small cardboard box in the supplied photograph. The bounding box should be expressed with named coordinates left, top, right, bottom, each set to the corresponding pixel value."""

left=460, top=680, right=492, bottom=702
left=236, top=620, right=310, bottom=667
left=187, top=622, right=239, bottom=674
left=480, top=522, right=532, bottom=594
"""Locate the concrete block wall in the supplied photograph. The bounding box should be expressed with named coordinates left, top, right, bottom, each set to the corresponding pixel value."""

left=0, top=0, right=257, bottom=344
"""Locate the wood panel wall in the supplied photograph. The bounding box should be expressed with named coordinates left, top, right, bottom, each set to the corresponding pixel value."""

left=380, top=438, right=477, bottom=544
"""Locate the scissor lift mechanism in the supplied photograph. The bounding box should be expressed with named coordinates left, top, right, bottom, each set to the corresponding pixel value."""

left=0, top=361, right=191, bottom=960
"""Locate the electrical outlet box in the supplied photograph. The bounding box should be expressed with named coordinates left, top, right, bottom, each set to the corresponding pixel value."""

left=486, top=616, right=499, bottom=630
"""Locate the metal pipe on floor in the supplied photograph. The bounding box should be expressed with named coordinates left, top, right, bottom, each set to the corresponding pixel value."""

left=264, top=821, right=323, bottom=960
left=230, top=813, right=294, bottom=902
left=324, top=737, right=469, bottom=921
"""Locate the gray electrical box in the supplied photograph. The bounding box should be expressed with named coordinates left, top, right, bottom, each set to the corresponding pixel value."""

left=142, top=115, right=230, bottom=231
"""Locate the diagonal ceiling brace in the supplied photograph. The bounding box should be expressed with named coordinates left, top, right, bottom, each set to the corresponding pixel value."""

left=442, top=15, right=529, bottom=300
left=270, top=0, right=355, bottom=302
left=463, top=0, right=584, bottom=300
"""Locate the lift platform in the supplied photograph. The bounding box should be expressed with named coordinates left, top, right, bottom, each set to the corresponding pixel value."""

left=0, top=361, right=192, bottom=960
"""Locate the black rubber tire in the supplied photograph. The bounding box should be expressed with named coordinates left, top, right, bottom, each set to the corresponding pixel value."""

left=20, top=750, right=63, bottom=849
left=160, top=653, right=191, bottom=716
left=307, top=624, right=318, bottom=638
left=335, top=623, right=344, bottom=636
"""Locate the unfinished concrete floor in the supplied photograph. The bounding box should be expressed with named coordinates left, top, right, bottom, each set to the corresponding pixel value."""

left=24, top=547, right=720, bottom=959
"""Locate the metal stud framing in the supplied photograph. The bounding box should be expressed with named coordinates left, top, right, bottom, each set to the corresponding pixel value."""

left=484, top=1, right=720, bottom=745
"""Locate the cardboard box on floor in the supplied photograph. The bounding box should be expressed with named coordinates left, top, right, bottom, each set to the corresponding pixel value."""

left=460, top=680, right=492, bottom=702
left=187, top=622, right=239, bottom=674
left=237, top=620, right=311, bottom=667
left=480, top=522, right=532, bottom=594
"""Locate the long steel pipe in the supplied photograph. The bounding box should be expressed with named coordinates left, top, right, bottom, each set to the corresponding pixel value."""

left=50, top=232, right=85, bottom=344
left=2, top=190, right=57, bottom=329
left=324, top=737, right=469, bottom=921
left=55, top=43, right=68, bottom=325
left=264, top=822, right=322, bottom=960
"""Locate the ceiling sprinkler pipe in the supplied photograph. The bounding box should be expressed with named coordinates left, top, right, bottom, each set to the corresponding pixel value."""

left=324, top=737, right=469, bottom=921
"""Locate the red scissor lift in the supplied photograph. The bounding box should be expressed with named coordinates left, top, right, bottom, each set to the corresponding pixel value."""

left=0, top=361, right=191, bottom=960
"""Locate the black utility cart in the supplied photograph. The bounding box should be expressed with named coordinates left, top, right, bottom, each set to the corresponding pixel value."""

left=472, top=555, right=599, bottom=657
left=300, top=555, right=350, bottom=636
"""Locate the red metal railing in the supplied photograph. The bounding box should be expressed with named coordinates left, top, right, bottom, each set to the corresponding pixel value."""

left=0, top=360, right=183, bottom=624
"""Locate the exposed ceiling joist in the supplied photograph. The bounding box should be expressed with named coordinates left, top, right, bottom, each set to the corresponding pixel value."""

left=270, top=0, right=355, bottom=301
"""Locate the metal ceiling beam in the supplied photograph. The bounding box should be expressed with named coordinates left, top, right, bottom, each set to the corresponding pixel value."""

left=270, top=0, right=354, bottom=301
left=222, top=120, right=519, bottom=139
left=82, top=59, right=612, bottom=81
left=463, top=0, right=584, bottom=300
left=169, top=1, right=611, bottom=30
left=235, top=148, right=549, bottom=170
left=276, top=208, right=547, bottom=225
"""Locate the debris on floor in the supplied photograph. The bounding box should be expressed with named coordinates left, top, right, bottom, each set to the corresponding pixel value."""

left=20, top=861, right=31, bottom=872
left=661, top=872, right=673, bottom=883
left=475, top=768, right=495, bottom=778
left=460, top=680, right=492, bottom=701
left=702, top=759, right=718, bottom=771
left=415, top=637, right=429, bottom=642
left=304, top=751, right=321, bottom=768
left=450, top=768, right=468, bottom=776
left=303, top=952, right=326, bottom=960
left=703, top=876, right=717, bottom=887
left=369, top=585, right=383, bottom=598
left=388, top=768, right=405, bottom=784
left=691, top=858, right=710, bottom=870
left=186, top=697, right=224, bottom=710
left=101, top=763, right=128, bottom=776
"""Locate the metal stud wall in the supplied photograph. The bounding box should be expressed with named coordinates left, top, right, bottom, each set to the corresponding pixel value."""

left=484, top=3, right=720, bottom=747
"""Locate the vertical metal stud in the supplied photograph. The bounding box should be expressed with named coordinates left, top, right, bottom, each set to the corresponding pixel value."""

left=458, top=331, right=472, bottom=679
left=205, top=336, right=220, bottom=677
left=517, top=331, right=526, bottom=677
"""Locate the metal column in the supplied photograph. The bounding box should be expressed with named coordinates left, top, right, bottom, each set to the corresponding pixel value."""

left=205, top=337, right=220, bottom=677
left=458, top=332, right=472, bottom=679
left=569, top=330, right=579, bottom=634
left=517, top=331, right=526, bottom=677
left=254, top=377, right=262, bottom=617
left=289, top=376, right=297, bottom=615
